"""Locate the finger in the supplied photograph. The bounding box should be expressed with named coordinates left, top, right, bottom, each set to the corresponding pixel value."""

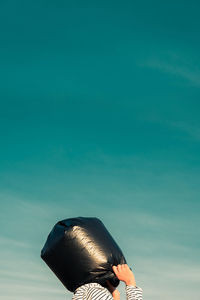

left=117, top=264, right=122, bottom=272
left=124, top=264, right=129, bottom=269
left=112, top=265, right=119, bottom=275
left=116, top=265, right=122, bottom=277
left=122, top=264, right=126, bottom=269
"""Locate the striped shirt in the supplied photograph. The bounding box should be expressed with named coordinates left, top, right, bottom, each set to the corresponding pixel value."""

left=72, top=282, right=143, bottom=300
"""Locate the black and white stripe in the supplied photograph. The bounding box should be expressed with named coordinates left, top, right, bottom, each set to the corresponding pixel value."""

left=126, top=285, right=143, bottom=300
left=72, top=282, right=143, bottom=300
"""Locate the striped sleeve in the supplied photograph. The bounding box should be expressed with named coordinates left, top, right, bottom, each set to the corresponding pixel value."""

left=125, top=285, right=143, bottom=300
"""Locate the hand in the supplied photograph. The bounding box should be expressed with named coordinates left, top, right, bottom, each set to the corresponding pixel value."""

left=106, top=280, right=120, bottom=300
left=112, top=264, right=136, bottom=286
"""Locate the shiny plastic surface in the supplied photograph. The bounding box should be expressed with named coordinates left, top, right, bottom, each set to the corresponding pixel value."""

left=41, top=217, right=126, bottom=292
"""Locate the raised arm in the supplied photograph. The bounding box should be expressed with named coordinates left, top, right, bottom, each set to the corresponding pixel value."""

left=112, top=264, right=143, bottom=300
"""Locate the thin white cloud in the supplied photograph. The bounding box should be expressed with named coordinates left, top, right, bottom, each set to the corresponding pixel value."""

left=146, top=60, right=200, bottom=86
left=0, top=269, right=50, bottom=282
left=168, top=121, right=200, bottom=141
left=0, top=236, right=31, bottom=248
left=136, top=256, right=200, bottom=281
left=129, top=256, right=200, bottom=300
left=140, top=52, right=200, bottom=87
left=0, top=282, right=65, bottom=294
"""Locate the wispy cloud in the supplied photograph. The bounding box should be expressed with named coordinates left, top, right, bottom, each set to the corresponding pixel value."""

left=130, top=256, right=200, bottom=300
left=168, top=121, right=200, bottom=141
left=0, top=282, right=65, bottom=294
left=0, top=236, right=31, bottom=248
left=0, top=269, right=49, bottom=282
left=140, top=52, right=200, bottom=87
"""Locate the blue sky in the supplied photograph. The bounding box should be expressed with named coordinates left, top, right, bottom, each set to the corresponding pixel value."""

left=0, top=1, right=200, bottom=300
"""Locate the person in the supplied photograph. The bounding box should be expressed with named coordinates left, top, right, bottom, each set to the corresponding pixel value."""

left=72, top=264, right=143, bottom=300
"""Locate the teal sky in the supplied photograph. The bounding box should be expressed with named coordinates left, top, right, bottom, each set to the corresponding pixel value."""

left=0, top=1, right=200, bottom=299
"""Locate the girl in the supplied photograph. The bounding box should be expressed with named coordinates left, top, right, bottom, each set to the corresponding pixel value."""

left=72, top=264, right=143, bottom=300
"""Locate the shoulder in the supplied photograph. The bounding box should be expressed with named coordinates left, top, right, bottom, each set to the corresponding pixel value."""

left=74, top=283, right=113, bottom=300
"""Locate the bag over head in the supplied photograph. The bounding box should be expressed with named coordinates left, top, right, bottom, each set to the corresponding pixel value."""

left=41, top=217, right=126, bottom=292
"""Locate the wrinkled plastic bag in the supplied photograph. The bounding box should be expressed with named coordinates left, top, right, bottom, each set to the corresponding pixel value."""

left=41, top=217, right=126, bottom=292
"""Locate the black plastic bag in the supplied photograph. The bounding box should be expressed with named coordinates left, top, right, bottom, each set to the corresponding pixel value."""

left=41, top=217, right=126, bottom=292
